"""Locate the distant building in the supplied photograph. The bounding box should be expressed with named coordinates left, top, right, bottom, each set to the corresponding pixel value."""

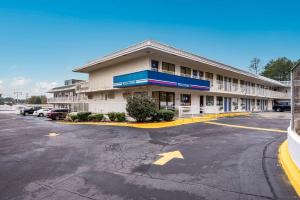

left=48, top=80, right=88, bottom=112
left=0, top=94, right=2, bottom=98
left=64, top=79, right=84, bottom=86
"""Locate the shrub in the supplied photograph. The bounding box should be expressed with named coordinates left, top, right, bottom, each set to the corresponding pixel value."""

left=65, top=112, right=78, bottom=122
left=150, top=110, right=162, bottom=122
left=115, top=112, right=126, bottom=122
left=126, top=95, right=156, bottom=122
left=77, top=112, right=91, bottom=121
left=88, top=113, right=104, bottom=122
left=107, top=112, right=116, bottom=121
left=158, top=109, right=175, bottom=121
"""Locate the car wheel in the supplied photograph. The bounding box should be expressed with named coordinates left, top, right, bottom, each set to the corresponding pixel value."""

left=39, top=113, right=44, bottom=117
left=276, top=108, right=282, bottom=112
left=55, top=116, right=59, bottom=120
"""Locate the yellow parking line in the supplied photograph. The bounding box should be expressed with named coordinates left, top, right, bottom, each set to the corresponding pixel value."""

left=204, top=121, right=287, bottom=133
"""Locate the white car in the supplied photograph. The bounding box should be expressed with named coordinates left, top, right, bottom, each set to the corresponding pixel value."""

left=33, top=108, right=52, bottom=117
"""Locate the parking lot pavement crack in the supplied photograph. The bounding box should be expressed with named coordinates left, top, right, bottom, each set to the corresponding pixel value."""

left=113, top=170, right=274, bottom=199
left=36, top=182, right=98, bottom=200
left=262, top=135, right=284, bottom=200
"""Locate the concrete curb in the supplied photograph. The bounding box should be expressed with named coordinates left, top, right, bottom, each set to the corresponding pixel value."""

left=278, top=140, right=300, bottom=197
left=59, top=112, right=250, bottom=129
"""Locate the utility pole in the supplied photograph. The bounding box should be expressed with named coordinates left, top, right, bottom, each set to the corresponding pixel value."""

left=14, top=91, right=22, bottom=104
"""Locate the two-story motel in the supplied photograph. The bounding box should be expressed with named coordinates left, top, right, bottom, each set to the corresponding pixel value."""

left=48, top=40, right=290, bottom=116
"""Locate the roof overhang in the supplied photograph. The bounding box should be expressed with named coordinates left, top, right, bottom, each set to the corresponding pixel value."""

left=73, top=40, right=287, bottom=87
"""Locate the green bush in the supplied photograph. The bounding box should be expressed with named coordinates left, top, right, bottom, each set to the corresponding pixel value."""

left=77, top=112, right=91, bottom=121
left=107, top=112, right=116, bottom=121
left=88, top=113, right=104, bottom=122
left=126, top=95, right=156, bottom=122
left=150, top=110, right=162, bottom=122
left=65, top=112, right=78, bottom=122
left=158, top=109, right=175, bottom=121
left=115, top=112, right=126, bottom=122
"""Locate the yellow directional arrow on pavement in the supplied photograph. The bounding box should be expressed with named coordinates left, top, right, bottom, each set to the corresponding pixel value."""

left=153, top=150, right=184, bottom=166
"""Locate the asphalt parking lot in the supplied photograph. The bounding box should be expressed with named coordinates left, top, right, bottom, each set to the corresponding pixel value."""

left=0, top=112, right=298, bottom=200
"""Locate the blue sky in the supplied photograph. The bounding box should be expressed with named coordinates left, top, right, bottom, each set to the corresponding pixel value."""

left=0, top=0, right=299, bottom=98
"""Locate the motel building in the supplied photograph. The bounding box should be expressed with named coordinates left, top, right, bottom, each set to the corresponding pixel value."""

left=48, top=40, right=290, bottom=117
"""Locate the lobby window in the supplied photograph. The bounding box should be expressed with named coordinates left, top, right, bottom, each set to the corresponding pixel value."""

left=206, top=96, right=214, bottom=106
left=151, top=60, right=159, bottom=71
left=180, top=66, right=191, bottom=77
left=192, top=69, right=198, bottom=79
left=162, top=62, right=175, bottom=74
left=180, top=94, right=191, bottom=106
left=205, top=72, right=214, bottom=87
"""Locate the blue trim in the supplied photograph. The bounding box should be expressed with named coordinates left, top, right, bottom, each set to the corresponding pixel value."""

left=113, top=70, right=210, bottom=91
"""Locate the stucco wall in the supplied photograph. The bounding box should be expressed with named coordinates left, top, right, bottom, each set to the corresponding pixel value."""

left=88, top=56, right=150, bottom=91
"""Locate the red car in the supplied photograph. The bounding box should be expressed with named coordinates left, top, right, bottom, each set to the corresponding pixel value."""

left=47, top=109, right=69, bottom=120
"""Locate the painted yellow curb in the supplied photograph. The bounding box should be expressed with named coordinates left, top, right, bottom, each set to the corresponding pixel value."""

left=278, top=140, right=300, bottom=197
left=204, top=121, right=287, bottom=133
left=58, top=112, right=250, bottom=129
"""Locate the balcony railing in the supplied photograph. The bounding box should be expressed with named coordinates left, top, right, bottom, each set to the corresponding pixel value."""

left=48, top=96, right=88, bottom=103
left=211, top=84, right=288, bottom=99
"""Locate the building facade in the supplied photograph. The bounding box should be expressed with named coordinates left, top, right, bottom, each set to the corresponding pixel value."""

left=48, top=40, right=290, bottom=115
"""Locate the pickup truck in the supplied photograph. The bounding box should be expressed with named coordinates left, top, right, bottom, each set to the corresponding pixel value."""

left=273, top=102, right=291, bottom=112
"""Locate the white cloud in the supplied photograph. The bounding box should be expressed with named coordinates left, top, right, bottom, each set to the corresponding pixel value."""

left=31, top=81, right=58, bottom=97
left=11, top=77, right=31, bottom=87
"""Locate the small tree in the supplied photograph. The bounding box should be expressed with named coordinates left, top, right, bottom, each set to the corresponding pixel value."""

left=249, top=58, right=261, bottom=74
left=126, top=95, right=156, bottom=122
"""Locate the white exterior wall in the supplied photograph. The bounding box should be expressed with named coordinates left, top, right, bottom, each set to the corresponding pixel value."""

left=288, top=127, right=300, bottom=169
left=88, top=56, right=150, bottom=91
left=88, top=90, right=127, bottom=113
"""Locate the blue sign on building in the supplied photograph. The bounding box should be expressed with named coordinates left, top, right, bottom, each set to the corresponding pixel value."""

left=113, top=70, right=210, bottom=91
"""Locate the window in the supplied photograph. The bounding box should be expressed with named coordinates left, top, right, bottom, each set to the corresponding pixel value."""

left=151, top=60, right=159, bottom=71
left=205, top=72, right=214, bottom=86
left=251, top=83, right=255, bottom=94
left=206, top=96, right=214, bottom=106
left=180, top=94, right=191, bottom=106
left=180, top=66, right=191, bottom=77
left=232, top=78, right=238, bottom=91
left=193, top=69, right=198, bottom=79
left=162, top=62, right=175, bottom=74
left=152, top=91, right=175, bottom=110
left=224, top=77, right=232, bottom=91
left=199, top=71, right=204, bottom=79
left=217, top=75, right=223, bottom=90
left=240, top=80, right=245, bottom=92
left=232, top=98, right=239, bottom=110
left=217, top=96, right=223, bottom=106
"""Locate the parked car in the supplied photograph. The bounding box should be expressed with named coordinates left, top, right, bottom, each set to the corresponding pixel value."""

left=273, top=102, right=291, bottom=112
left=47, top=109, right=69, bottom=120
left=21, top=107, right=42, bottom=116
left=33, top=108, right=52, bottom=117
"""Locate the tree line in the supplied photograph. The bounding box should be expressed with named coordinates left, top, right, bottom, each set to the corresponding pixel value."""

left=0, top=95, right=47, bottom=105
left=249, top=57, right=300, bottom=81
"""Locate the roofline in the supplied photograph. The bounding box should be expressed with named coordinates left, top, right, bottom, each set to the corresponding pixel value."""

left=291, top=61, right=300, bottom=71
left=73, top=40, right=286, bottom=87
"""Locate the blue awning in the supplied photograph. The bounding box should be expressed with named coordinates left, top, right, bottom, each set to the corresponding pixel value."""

left=113, top=70, right=210, bottom=91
